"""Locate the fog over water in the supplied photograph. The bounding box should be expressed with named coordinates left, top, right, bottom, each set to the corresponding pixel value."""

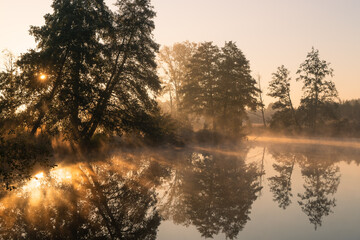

left=0, top=138, right=359, bottom=240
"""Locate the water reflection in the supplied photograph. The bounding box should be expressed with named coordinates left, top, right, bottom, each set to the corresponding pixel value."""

left=0, top=155, right=163, bottom=239
left=268, top=153, right=296, bottom=209
left=297, top=148, right=340, bottom=230
left=159, top=151, right=262, bottom=239
left=0, top=143, right=359, bottom=239
left=267, top=144, right=344, bottom=229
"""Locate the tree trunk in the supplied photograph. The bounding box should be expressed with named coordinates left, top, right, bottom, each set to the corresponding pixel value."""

left=258, top=76, right=266, bottom=128
left=288, top=92, right=301, bottom=130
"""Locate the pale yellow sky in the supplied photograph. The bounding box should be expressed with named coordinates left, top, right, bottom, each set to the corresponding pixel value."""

left=1, top=0, right=359, bottom=106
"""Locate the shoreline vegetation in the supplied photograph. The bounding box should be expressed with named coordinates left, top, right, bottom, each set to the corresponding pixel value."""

left=0, top=0, right=359, bottom=192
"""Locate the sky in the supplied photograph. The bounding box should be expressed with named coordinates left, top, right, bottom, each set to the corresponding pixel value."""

left=0, top=0, right=359, bottom=106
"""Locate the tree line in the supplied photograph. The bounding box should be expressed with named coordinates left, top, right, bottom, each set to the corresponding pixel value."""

left=266, top=47, right=360, bottom=136
left=158, top=41, right=260, bottom=136
left=1, top=0, right=359, bottom=153
left=159, top=43, right=360, bottom=137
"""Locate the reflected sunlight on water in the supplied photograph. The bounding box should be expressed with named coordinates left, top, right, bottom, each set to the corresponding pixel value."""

left=0, top=143, right=359, bottom=239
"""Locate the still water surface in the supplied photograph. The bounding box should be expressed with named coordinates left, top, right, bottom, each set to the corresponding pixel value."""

left=0, top=141, right=359, bottom=239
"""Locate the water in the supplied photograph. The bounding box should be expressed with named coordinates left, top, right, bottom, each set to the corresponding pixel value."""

left=0, top=141, right=359, bottom=239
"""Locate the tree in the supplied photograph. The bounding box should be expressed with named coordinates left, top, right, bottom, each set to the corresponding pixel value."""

left=297, top=47, right=338, bottom=132
left=217, top=42, right=259, bottom=134
left=181, top=41, right=259, bottom=133
left=157, top=41, right=197, bottom=115
left=1, top=0, right=161, bottom=146
left=181, top=42, right=220, bottom=130
left=268, top=65, right=299, bottom=129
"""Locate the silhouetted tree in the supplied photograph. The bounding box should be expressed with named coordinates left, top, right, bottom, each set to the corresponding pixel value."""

left=297, top=47, right=338, bottom=132
left=268, top=65, right=300, bottom=130
left=181, top=42, right=221, bottom=130
left=181, top=42, right=259, bottom=133
left=217, top=42, right=259, bottom=134
left=1, top=0, right=161, bottom=146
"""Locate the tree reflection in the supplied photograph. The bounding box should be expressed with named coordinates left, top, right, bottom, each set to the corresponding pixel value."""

left=297, top=151, right=340, bottom=230
left=267, top=144, right=341, bottom=229
left=0, top=153, right=164, bottom=240
left=268, top=153, right=296, bottom=209
left=160, top=150, right=262, bottom=239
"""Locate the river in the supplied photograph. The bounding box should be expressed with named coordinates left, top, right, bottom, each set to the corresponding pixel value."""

left=0, top=139, right=359, bottom=239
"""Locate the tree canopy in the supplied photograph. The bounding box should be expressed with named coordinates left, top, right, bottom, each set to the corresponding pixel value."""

left=0, top=0, right=161, bottom=146
left=268, top=65, right=299, bottom=130
left=180, top=41, right=259, bottom=134
left=297, top=47, right=338, bottom=131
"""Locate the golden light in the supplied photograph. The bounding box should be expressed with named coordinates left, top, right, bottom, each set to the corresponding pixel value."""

left=50, top=167, right=73, bottom=183
left=34, top=172, right=44, bottom=179
left=21, top=172, right=45, bottom=192
left=39, top=73, right=47, bottom=81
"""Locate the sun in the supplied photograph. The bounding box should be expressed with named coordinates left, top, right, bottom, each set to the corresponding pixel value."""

left=39, top=74, right=47, bottom=81
left=34, top=172, right=44, bottom=179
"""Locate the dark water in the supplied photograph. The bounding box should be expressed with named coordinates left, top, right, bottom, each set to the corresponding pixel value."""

left=0, top=141, right=359, bottom=240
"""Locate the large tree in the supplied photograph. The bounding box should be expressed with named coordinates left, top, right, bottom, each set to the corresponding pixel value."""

left=217, top=41, right=259, bottom=133
left=181, top=42, right=221, bottom=130
left=296, top=47, right=338, bottom=131
left=181, top=41, right=259, bottom=133
left=1, top=0, right=161, bottom=146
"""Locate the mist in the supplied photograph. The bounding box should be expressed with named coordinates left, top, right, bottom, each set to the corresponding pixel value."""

left=1, top=0, right=360, bottom=239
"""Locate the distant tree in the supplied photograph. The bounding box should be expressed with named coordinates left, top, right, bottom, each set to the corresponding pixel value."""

left=268, top=65, right=300, bottom=130
left=182, top=41, right=259, bottom=133
left=217, top=42, right=259, bottom=134
left=297, top=48, right=338, bottom=132
left=157, top=41, right=197, bottom=115
left=181, top=42, right=221, bottom=130
left=331, top=99, right=360, bottom=137
left=0, top=0, right=162, bottom=147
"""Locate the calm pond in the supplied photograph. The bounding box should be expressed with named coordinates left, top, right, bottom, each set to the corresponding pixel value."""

left=0, top=140, right=359, bottom=240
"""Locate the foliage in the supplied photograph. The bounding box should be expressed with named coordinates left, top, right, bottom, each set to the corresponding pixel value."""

left=181, top=42, right=221, bottom=127
left=268, top=66, right=293, bottom=110
left=0, top=0, right=161, bottom=146
left=217, top=42, right=259, bottom=134
left=267, top=65, right=299, bottom=130
left=181, top=41, right=259, bottom=134
left=0, top=133, right=52, bottom=190
left=296, top=47, right=338, bottom=131
left=0, top=156, right=162, bottom=239
left=157, top=41, right=197, bottom=115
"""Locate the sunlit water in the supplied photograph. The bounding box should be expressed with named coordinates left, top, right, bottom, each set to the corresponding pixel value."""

left=0, top=141, right=359, bottom=240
